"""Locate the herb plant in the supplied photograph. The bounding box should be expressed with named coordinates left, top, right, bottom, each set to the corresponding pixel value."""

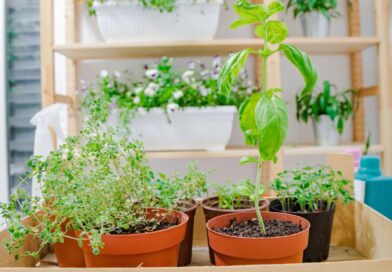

left=211, top=179, right=265, bottom=210
left=296, top=80, right=357, bottom=134
left=82, top=57, right=258, bottom=125
left=271, top=165, right=354, bottom=213
left=0, top=101, right=166, bottom=257
left=286, top=0, right=340, bottom=20
left=218, top=0, right=317, bottom=235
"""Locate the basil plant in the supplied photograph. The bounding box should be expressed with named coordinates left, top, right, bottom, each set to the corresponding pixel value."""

left=218, top=0, right=318, bottom=235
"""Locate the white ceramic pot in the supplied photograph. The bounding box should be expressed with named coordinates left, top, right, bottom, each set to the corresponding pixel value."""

left=110, top=106, right=237, bottom=151
left=93, top=0, right=223, bottom=42
left=312, top=115, right=340, bottom=147
left=300, top=11, right=331, bottom=37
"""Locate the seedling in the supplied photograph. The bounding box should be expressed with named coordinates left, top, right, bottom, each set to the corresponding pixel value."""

left=271, top=165, right=354, bottom=212
left=211, top=179, right=265, bottom=210
left=218, top=0, right=318, bottom=235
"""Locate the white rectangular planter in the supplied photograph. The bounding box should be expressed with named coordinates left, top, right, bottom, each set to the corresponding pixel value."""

left=110, top=106, right=237, bottom=151
left=94, top=0, right=223, bottom=42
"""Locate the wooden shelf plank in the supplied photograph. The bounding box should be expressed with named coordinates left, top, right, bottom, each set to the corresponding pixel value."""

left=54, top=37, right=379, bottom=60
left=146, top=143, right=384, bottom=159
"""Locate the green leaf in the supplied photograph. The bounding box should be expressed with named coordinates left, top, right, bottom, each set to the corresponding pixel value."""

left=267, top=1, right=285, bottom=17
left=239, top=93, right=262, bottom=145
left=240, top=156, right=259, bottom=165
left=230, top=0, right=269, bottom=29
left=280, top=44, right=318, bottom=99
left=218, top=49, right=252, bottom=95
left=255, top=21, right=288, bottom=43
left=255, top=94, right=288, bottom=162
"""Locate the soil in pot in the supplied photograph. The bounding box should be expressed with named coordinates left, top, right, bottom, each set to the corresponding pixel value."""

left=206, top=211, right=310, bottom=266
left=270, top=199, right=336, bottom=262
left=53, top=227, right=86, bottom=267
left=176, top=200, right=198, bottom=266
left=202, top=196, right=270, bottom=264
left=77, top=208, right=188, bottom=267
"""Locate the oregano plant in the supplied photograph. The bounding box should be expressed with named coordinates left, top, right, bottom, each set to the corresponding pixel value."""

left=218, top=0, right=318, bottom=235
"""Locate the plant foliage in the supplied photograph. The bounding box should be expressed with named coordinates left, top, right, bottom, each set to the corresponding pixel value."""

left=217, top=0, right=318, bottom=235
left=286, top=0, right=340, bottom=20
left=271, top=165, right=354, bottom=213
left=296, top=80, right=358, bottom=134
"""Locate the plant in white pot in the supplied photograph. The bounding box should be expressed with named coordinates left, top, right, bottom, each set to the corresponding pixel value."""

left=286, top=0, right=340, bottom=37
left=80, top=0, right=224, bottom=42
left=82, top=56, right=259, bottom=151
left=296, top=80, right=357, bottom=147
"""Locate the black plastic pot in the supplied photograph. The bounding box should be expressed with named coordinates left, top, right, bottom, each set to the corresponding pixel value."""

left=270, top=199, right=336, bottom=262
left=177, top=200, right=198, bottom=266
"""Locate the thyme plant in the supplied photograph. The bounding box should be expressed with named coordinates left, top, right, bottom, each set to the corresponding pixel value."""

left=271, top=165, right=354, bottom=212
left=218, top=0, right=317, bottom=235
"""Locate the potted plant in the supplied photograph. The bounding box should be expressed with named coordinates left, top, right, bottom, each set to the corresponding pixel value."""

left=79, top=0, right=224, bottom=42
left=286, top=0, right=340, bottom=37
left=206, top=0, right=318, bottom=265
left=270, top=165, right=354, bottom=262
left=151, top=162, right=208, bottom=266
left=296, top=80, right=357, bottom=146
left=202, top=179, right=270, bottom=264
left=82, top=56, right=258, bottom=151
left=0, top=102, right=188, bottom=268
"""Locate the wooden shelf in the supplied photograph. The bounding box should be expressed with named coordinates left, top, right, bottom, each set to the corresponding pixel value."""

left=146, top=143, right=384, bottom=159
left=54, top=37, right=379, bottom=60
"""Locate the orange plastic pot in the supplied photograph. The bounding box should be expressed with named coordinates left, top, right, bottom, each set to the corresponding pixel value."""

left=177, top=200, right=198, bottom=266
left=53, top=227, right=86, bottom=267
left=206, top=211, right=310, bottom=266
left=77, top=209, right=188, bottom=267
left=202, top=197, right=270, bottom=264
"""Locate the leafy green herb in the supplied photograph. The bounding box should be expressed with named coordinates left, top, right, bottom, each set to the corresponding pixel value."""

left=296, top=80, right=358, bottom=134
left=211, top=179, right=265, bottom=210
left=217, top=0, right=317, bottom=235
left=364, top=131, right=372, bottom=156
left=286, top=0, right=340, bottom=21
left=271, top=165, right=354, bottom=212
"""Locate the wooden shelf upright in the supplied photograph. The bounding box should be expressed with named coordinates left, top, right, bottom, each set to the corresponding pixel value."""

left=40, top=0, right=392, bottom=181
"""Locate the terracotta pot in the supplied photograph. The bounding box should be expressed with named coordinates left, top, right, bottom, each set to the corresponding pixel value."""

left=177, top=199, right=198, bottom=266
left=53, top=226, right=86, bottom=267
left=206, top=211, right=310, bottom=265
left=77, top=208, right=188, bottom=267
left=270, top=199, right=336, bottom=262
left=202, top=196, right=270, bottom=264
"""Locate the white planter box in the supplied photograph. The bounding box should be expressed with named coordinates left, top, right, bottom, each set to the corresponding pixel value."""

left=94, top=0, right=223, bottom=42
left=110, top=106, right=237, bottom=151
left=313, top=115, right=340, bottom=147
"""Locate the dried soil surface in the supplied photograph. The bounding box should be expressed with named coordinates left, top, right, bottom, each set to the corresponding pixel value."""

left=215, top=218, right=303, bottom=238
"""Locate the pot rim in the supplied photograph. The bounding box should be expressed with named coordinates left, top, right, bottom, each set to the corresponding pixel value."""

left=270, top=198, right=336, bottom=215
left=75, top=208, right=189, bottom=238
left=177, top=199, right=199, bottom=213
left=202, top=196, right=270, bottom=213
left=206, top=211, right=310, bottom=241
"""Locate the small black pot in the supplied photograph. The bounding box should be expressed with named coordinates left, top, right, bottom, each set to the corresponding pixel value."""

left=270, top=199, right=336, bottom=262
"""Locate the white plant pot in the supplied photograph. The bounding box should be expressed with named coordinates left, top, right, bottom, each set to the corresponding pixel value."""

left=109, top=106, right=237, bottom=151
left=313, top=115, right=340, bottom=147
left=93, top=0, right=223, bottom=42
left=300, top=11, right=331, bottom=37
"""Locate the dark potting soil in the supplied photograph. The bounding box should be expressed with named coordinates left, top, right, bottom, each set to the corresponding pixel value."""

left=215, top=218, right=303, bottom=238
left=109, top=218, right=179, bottom=235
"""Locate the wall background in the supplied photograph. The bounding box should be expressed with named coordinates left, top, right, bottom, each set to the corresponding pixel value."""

left=53, top=0, right=381, bottom=185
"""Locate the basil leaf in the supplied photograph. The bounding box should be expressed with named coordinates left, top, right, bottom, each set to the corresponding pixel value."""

left=255, top=21, right=288, bottom=43
left=280, top=44, right=318, bottom=99
left=267, top=1, right=285, bottom=17
left=240, top=156, right=259, bottom=165
left=255, top=94, right=288, bottom=162
left=218, top=49, right=252, bottom=95
left=231, top=0, right=269, bottom=29
left=239, top=93, right=262, bottom=145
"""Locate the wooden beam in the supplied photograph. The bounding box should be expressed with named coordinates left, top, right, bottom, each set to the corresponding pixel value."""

left=348, top=0, right=365, bottom=143
left=358, top=86, right=379, bottom=97
left=54, top=94, right=74, bottom=105
left=375, top=0, right=392, bottom=175
left=40, top=0, right=55, bottom=108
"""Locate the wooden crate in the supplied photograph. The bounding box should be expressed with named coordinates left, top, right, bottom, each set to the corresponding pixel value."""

left=1, top=154, right=392, bottom=271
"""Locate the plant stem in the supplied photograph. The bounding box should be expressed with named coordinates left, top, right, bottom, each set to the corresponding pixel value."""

left=255, top=159, right=266, bottom=235
left=262, top=20, right=268, bottom=93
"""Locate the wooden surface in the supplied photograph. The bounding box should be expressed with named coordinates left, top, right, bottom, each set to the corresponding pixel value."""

left=145, top=143, right=384, bottom=159
left=53, top=37, right=379, bottom=60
